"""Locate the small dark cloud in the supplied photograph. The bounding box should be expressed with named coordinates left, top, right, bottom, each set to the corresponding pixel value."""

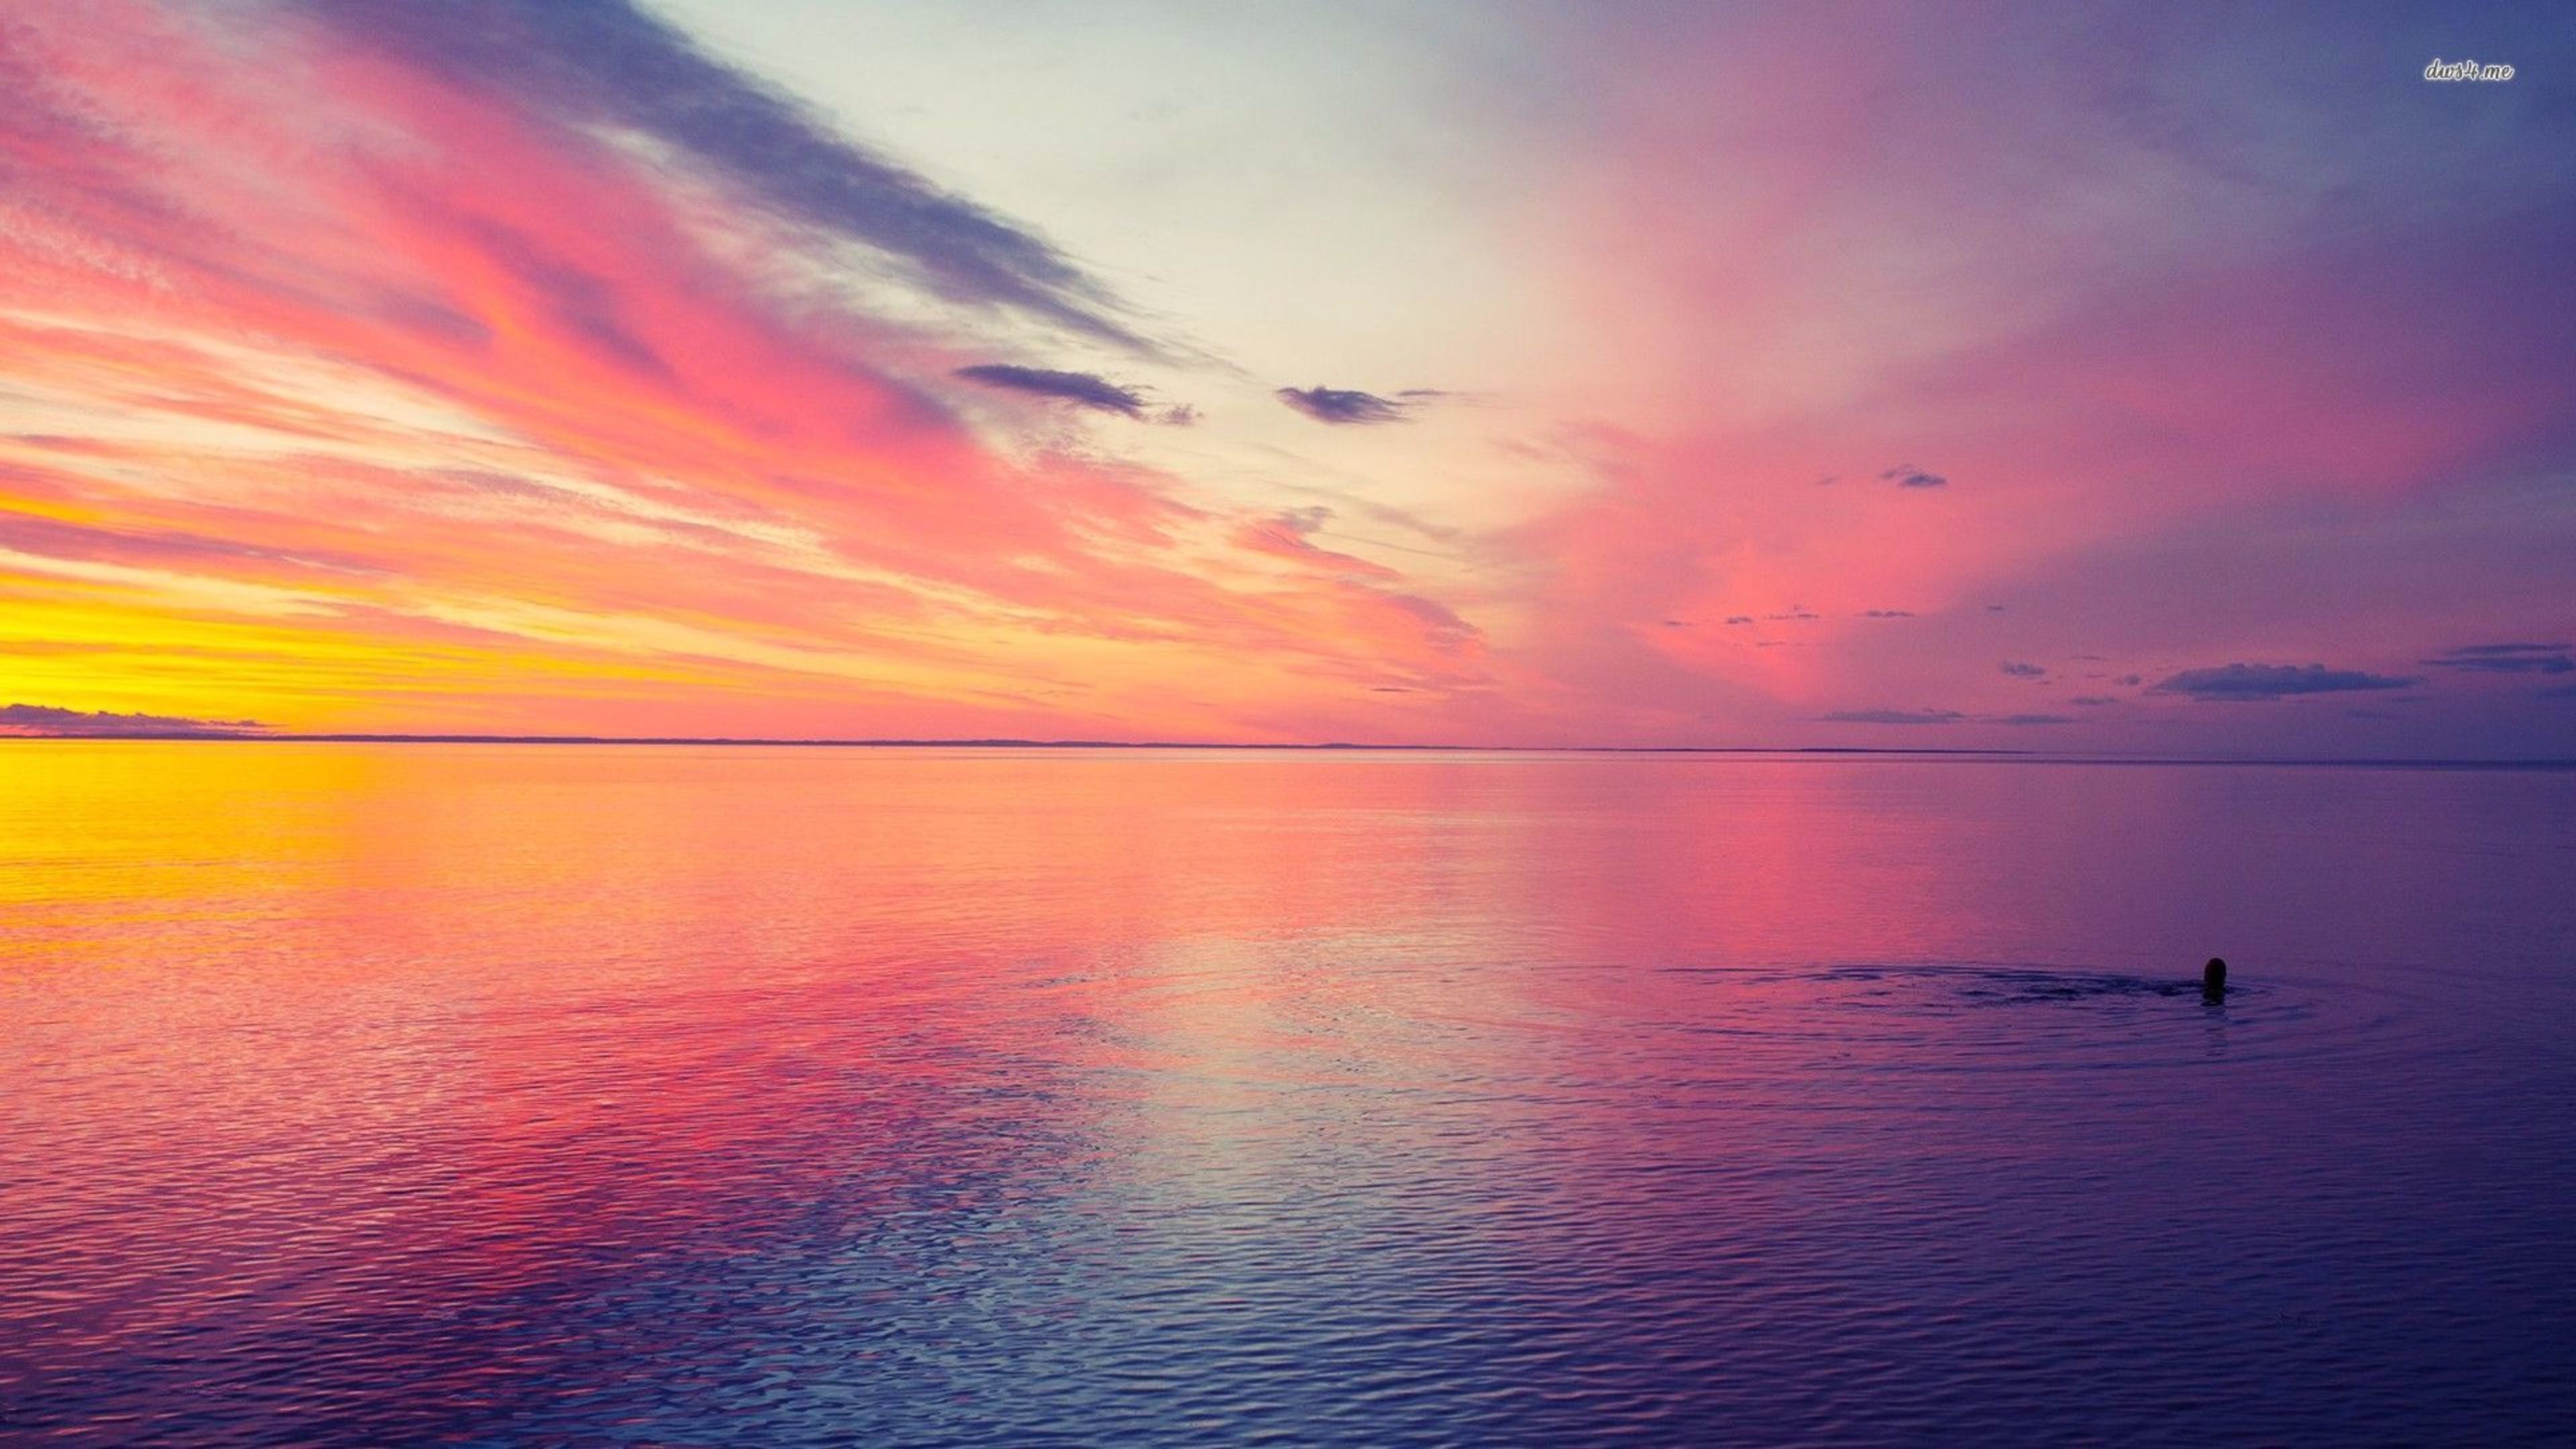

left=1661, top=619, right=1690, bottom=629
left=1990, top=713, right=2076, bottom=726
left=1, top=702, right=266, bottom=737
left=1159, top=404, right=1201, bottom=427
left=1821, top=708, right=1966, bottom=726
left=1275, top=386, right=1425, bottom=425
left=955, top=364, right=1147, bottom=418
left=1986, top=603, right=2006, bottom=612
left=1879, top=463, right=1947, bottom=490
left=1813, top=475, right=1839, bottom=487
left=2114, top=674, right=2143, bottom=686
left=1860, top=609, right=1915, bottom=619
left=1724, top=616, right=1754, bottom=626
left=2000, top=661, right=2046, bottom=679
left=2068, top=695, right=2118, bottom=707
left=1764, top=606, right=1820, bottom=622
left=2422, top=642, right=2573, bottom=674
left=2148, top=663, right=2418, bottom=702
left=1368, top=686, right=1416, bottom=694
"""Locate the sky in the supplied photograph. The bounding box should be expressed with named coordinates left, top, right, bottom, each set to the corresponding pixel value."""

left=2, top=0, right=2571, bottom=753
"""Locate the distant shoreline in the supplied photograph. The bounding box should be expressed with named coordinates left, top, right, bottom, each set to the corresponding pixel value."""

left=1, top=733, right=2029, bottom=754
left=4, top=734, right=2570, bottom=769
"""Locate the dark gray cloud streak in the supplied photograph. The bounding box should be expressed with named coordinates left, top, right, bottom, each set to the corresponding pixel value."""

left=2149, top=663, right=2417, bottom=702
left=0, top=703, right=266, bottom=737
left=1275, top=386, right=1444, bottom=425
left=1821, top=708, right=1965, bottom=725
left=1879, top=464, right=1947, bottom=489
left=2422, top=642, right=2573, bottom=674
left=955, top=364, right=1148, bottom=418
left=303, top=0, right=1151, bottom=351
left=1823, top=708, right=2073, bottom=726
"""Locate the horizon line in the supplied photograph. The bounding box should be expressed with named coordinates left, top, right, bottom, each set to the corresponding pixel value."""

left=3, top=733, right=2571, bottom=769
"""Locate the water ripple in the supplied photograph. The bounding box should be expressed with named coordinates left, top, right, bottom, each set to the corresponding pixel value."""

left=3, top=747, right=2572, bottom=1444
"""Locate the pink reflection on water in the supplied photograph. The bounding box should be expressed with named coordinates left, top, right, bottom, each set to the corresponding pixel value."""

left=3, top=745, right=2571, bottom=1442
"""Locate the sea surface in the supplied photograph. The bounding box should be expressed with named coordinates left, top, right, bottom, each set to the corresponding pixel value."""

left=3, top=743, right=2572, bottom=1445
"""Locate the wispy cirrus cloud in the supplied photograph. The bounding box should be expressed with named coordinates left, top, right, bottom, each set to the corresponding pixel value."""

left=1234, top=506, right=1397, bottom=581
left=1481, top=6, right=2576, bottom=753
left=297, top=0, right=1157, bottom=353
left=0, top=0, right=1489, bottom=741
left=9, top=1, right=2575, bottom=752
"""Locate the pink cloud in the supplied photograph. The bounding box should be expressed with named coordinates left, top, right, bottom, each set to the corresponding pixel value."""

left=0, top=0, right=1491, bottom=739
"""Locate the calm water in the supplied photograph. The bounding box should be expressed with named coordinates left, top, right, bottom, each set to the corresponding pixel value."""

left=3, top=744, right=2573, bottom=1445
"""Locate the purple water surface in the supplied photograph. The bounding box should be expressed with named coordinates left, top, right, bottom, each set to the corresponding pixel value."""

left=3, top=745, right=2571, bottom=1444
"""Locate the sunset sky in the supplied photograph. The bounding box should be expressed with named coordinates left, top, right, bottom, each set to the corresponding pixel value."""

left=3, top=1, right=2570, bottom=752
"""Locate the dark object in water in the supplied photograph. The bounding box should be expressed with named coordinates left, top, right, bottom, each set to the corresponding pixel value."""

left=2202, top=957, right=2228, bottom=999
